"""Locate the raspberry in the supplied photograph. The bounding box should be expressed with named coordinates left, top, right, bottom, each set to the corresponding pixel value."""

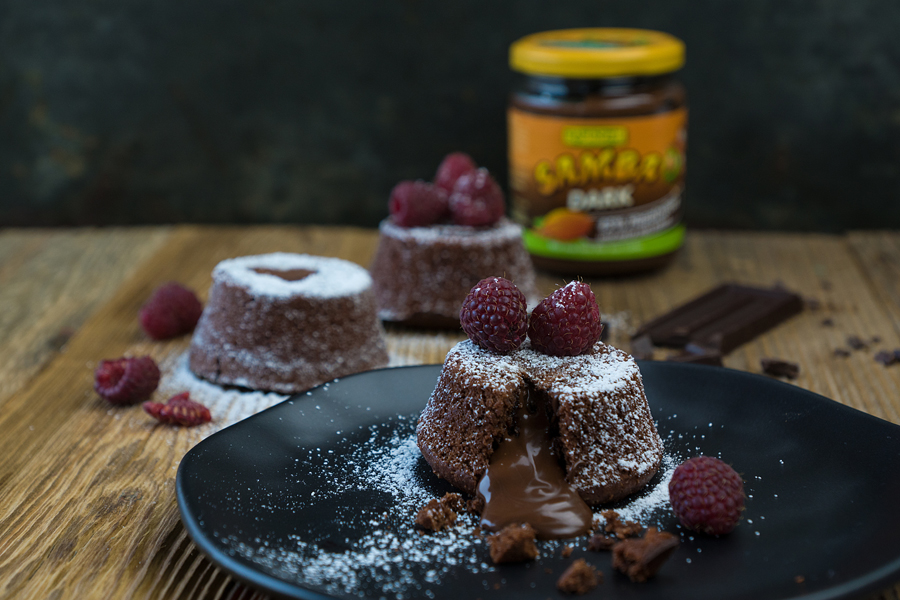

left=528, top=281, right=603, bottom=356
left=139, top=282, right=203, bottom=340
left=668, top=456, right=745, bottom=535
left=434, top=151, right=477, bottom=193
left=389, top=180, right=450, bottom=227
left=459, top=277, right=528, bottom=353
left=143, top=391, right=212, bottom=426
left=94, top=356, right=161, bottom=405
left=448, top=168, right=505, bottom=227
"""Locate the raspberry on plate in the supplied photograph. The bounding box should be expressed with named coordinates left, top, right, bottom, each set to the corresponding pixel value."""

left=528, top=281, right=603, bottom=356
left=143, top=391, right=212, bottom=426
left=448, top=168, right=505, bottom=227
left=668, top=455, right=745, bottom=535
left=94, top=356, right=161, bottom=405
left=434, top=152, right=477, bottom=193
left=389, top=180, right=450, bottom=227
left=139, top=282, right=203, bottom=340
left=459, top=277, right=528, bottom=353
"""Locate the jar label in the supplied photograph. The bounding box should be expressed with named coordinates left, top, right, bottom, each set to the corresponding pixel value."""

left=508, top=106, right=687, bottom=260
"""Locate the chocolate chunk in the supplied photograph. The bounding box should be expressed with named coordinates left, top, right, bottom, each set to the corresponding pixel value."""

left=846, top=335, right=867, bottom=350
left=612, top=527, right=679, bottom=583
left=761, top=358, right=800, bottom=379
left=488, top=523, right=538, bottom=564
left=629, top=334, right=655, bottom=360
left=414, top=494, right=459, bottom=532
left=587, top=533, right=617, bottom=551
left=632, top=284, right=803, bottom=353
left=875, top=350, right=898, bottom=366
left=820, top=318, right=834, bottom=327
left=833, top=348, right=851, bottom=358
left=556, top=558, right=600, bottom=594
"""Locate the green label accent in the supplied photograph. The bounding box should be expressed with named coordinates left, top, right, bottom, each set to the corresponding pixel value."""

left=562, top=126, right=629, bottom=148
left=540, top=38, right=650, bottom=49
left=523, top=224, right=685, bottom=261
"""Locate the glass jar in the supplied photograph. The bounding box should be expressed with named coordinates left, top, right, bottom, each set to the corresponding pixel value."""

left=508, top=28, right=687, bottom=275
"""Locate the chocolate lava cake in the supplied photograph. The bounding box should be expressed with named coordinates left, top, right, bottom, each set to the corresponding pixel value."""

left=188, top=252, right=389, bottom=393
left=416, top=340, right=663, bottom=505
left=369, top=218, right=539, bottom=328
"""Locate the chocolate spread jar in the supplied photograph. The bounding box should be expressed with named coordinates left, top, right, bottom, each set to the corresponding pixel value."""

left=508, top=28, right=687, bottom=275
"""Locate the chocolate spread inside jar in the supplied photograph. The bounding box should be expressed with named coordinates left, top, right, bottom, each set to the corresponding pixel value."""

left=508, top=28, right=687, bottom=275
left=477, top=389, right=593, bottom=539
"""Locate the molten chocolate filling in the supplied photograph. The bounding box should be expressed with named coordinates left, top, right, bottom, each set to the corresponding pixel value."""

left=477, top=389, right=593, bottom=539
left=252, top=267, right=315, bottom=281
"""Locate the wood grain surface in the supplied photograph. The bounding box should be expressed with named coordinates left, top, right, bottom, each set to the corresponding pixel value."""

left=0, top=226, right=899, bottom=600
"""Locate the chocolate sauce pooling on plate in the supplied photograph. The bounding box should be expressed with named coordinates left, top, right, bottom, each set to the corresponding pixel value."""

left=477, top=391, right=593, bottom=539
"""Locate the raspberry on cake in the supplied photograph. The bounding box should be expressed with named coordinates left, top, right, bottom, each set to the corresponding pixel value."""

left=529, top=281, right=604, bottom=356
left=370, top=153, right=539, bottom=328
left=448, top=168, right=505, bottom=227
left=389, top=180, right=449, bottom=227
left=459, top=276, right=528, bottom=353
left=434, top=151, right=477, bottom=193
left=188, top=253, right=389, bottom=393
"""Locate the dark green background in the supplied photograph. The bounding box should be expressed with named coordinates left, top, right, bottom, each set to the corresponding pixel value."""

left=1, top=0, right=898, bottom=231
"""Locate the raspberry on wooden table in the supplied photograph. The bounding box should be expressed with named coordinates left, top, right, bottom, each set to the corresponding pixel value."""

left=459, top=277, right=528, bottom=353
left=388, top=180, right=449, bottom=227
left=143, top=392, right=212, bottom=426
left=139, top=282, right=203, bottom=340
left=434, top=151, right=477, bottom=193
left=668, top=456, right=745, bottom=535
left=94, top=356, right=161, bottom=405
left=528, top=281, right=603, bottom=356
left=448, top=168, right=505, bottom=227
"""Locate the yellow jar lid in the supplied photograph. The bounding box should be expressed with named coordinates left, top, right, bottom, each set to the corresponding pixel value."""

left=510, top=28, right=685, bottom=78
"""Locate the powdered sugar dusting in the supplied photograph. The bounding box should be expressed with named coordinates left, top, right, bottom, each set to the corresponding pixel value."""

left=378, top=217, right=525, bottom=245
left=215, top=252, right=372, bottom=298
left=212, top=414, right=677, bottom=598
left=448, top=339, right=640, bottom=398
left=157, top=352, right=289, bottom=434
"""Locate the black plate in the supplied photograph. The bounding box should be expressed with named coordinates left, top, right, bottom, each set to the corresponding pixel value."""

left=176, top=363, right=900, bottom=600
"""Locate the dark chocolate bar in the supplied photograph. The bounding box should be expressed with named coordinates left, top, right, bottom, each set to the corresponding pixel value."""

left=632, top=284, right=803, bottom=354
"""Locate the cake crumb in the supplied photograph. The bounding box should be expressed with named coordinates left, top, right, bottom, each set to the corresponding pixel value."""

left=414, top=493, right=462, bottom=532
left=602, top=510, right=644, bottom=539
left=587, top=533, right=617, bottom=551
left=556, top=558, right=600, bottom=594
left=795, top=575, right=806, bottom=584
left=561, top=545, right=573, bottom=558
left=612, top=527, right=679, bottom=582
left=488, top=523, right=538, bottom=564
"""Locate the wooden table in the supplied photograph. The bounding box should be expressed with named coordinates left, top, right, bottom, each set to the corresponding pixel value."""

left=1, top=226, right=899, bottom=600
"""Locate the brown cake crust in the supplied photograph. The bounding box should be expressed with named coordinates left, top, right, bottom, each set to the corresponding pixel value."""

left=188, top=253, right=389, bottom=393
left=416, top=340, right=663, bottom=505
left=369, top=217, right=539, bottom=327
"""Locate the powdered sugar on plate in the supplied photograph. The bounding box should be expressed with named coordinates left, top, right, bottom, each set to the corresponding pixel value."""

left=157, top=352, right=289, bottom=434
left=212, top=413, right=678, bottom=599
